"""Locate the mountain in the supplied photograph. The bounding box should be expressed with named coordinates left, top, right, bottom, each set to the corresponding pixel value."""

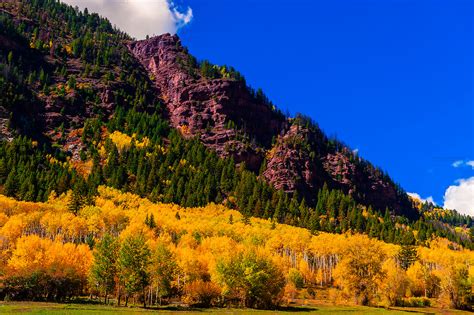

left=0, top=0, right=472, bottom=248
left=130, top=34, right=414, bottom=217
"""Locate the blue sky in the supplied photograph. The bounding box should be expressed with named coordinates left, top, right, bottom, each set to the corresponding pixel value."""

left=62, top=0, right=473, bottom=214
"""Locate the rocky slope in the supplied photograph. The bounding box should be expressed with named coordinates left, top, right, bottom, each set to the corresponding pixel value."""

left=129, top=35, right=286, bottom=170
left=130, top=35, right=414, bottom=216
left=262, top=124, right=320, bottom=196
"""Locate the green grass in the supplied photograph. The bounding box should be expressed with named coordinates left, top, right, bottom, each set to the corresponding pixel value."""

left=0, top=302, right=469, bottom=315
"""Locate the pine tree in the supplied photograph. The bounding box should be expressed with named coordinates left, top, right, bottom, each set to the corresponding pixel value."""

left=145, top=213, right=156, bottom=229
left=68, top=188, right=84, bottom=215
left=7, top=51, right=13, bottom=65
left=273, top=191, right=285, bottom=223
left=310, top=208, right=320, bottom=232
left=397, top=245, right=418, bottom=270
left=242, top=213, right=251, bottom=225
left=271, top=220, right=276, bottom=230
left=299, top=198, right=309, bottom=226
left=149, top=213, right=156, bottom=229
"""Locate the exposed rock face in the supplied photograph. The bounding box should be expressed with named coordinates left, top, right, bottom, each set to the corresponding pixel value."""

left=364, top=170, right=400, bottom=212
left=321, top=148, right=413, bottom=215
left=323, top=151, right=356, bottom=188
left=0, top=28, right=119, bottom=141
left=0, top=106, right=14, bottom=141
left=129, top=34, right=285, bottom=170
left=263, top=124, right=408, bottom=213
left=263, top=125, right=318, bottom=197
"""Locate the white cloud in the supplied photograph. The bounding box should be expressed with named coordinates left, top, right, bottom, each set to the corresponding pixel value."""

left=61, top=0, right=193, bottom=39
left=443, top=177, right=474, bottom=216
left=407, top=192, right=435, bottom=205
left=451, top=160, right=474, bottom=169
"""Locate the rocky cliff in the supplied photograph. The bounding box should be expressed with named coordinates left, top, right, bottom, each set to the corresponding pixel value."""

left=262, top=124, right=320, bottom=197
left=129, top=34, right=286, bottom=170
left=129, top=35, right=415, bottom=216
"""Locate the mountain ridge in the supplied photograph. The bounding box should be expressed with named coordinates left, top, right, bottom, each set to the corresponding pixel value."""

left=0, top=0, right=472, bottom=249
left=128, top=33, right=414, bottom=217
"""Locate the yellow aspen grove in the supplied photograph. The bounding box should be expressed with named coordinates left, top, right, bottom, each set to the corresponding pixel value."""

left=0, top=187, right=472, bottom=309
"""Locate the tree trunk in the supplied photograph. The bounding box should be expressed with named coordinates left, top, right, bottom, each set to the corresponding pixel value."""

left=125, top=295, right=129, bottom=307
left=117, top=286, right=121, bottom=306
left=156, top=286, right=159, bottom=306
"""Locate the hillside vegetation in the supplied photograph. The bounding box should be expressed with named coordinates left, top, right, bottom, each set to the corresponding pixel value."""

left=0, top=187, right=472, bottom=310
left=0, top=0, right=472, bottom=250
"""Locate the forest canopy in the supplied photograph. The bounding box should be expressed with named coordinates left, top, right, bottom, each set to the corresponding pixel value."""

left=0, top=187, right=472, bottom=309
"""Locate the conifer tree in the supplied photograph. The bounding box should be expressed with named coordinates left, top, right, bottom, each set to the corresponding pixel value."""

left=397, top=245, right=418, bottom=270
left=68, top=187, right=84, bottom=215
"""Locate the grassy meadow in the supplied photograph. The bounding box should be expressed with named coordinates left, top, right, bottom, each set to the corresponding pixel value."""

left=0, top=302, right=472, bottom=315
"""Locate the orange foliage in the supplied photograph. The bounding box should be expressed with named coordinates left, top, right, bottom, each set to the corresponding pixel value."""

left=0, top=187, right=472, bottom=307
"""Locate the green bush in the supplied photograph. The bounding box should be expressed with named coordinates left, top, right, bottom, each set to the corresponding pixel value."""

left=397, top=297, right=431, bottom=307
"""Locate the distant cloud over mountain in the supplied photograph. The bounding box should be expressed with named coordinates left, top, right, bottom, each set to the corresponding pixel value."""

left=407, top=192, right=435, bottom=205
left=61, top=0, right=193, bottom=39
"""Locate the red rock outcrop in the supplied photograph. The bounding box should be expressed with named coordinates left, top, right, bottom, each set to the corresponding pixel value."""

left=0, top=1, right=416, bottom=217
left=129, top=34, right=285, bottom=170
left=323, top=151, right=357, bottom=188
left=263, top=124, right=317, bottom=194
left=323, top=149, right=403, bottom=214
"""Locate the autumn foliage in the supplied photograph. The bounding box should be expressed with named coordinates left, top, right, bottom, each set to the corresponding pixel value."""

left=0, top=187, right=472, bottom=309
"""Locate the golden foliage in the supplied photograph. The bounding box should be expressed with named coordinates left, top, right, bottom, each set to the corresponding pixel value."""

left=0, top=187, right=473, bottom=308
left=7, top=235, right=92, bottom=281
left=108, top=131, right=150, bottom=153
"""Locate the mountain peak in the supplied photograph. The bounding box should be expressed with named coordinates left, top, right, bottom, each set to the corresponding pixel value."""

left=129, top=33, right=181, bottom=59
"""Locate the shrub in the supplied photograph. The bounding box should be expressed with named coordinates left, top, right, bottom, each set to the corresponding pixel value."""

left=183, top=280, right=221, bottom=307
left=397, top=297, right=431, bottom=307
left=288, top=268, right=304, bottom=289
